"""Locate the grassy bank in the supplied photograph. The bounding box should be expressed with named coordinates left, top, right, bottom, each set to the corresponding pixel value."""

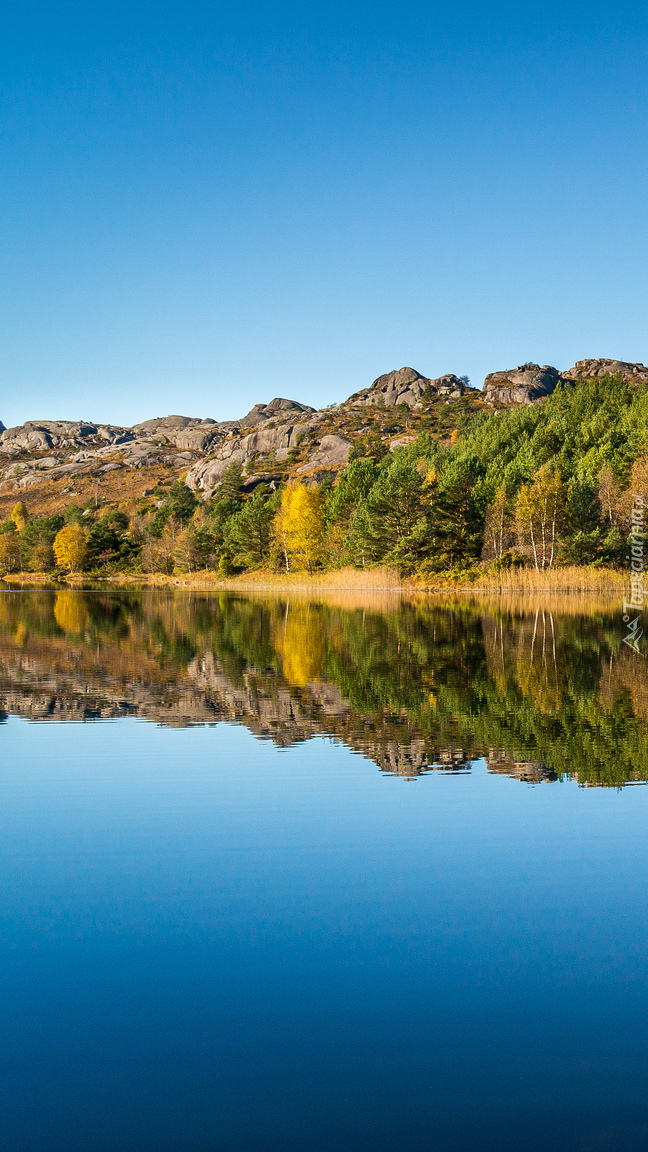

left=1, top=563, right=628, bottom=596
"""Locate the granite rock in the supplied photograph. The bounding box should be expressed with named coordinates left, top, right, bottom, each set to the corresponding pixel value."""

left=482, top=364, right=564, bottom=405
left=563, top=358, right=648, bottom=383
left=348, top=367, right=470, bottom=409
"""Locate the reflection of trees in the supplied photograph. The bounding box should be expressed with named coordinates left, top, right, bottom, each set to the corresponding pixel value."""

left=273, top=604, right=325, bottom=686
left=54, top=591, right=90, bottom=636
left=0, top=588, right=646, bottom=785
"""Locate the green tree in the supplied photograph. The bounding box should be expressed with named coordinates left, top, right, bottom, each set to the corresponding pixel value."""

left=346, top=456, right=433, bottom=571
left=20, top=515, right=64, bottom=572
left=168, top=481, right=198, bottom=523
left=223, top=489, right=276, bottom=568
left=207, top=464, right=246, bottom=546
left=563, top=475, right=604, bottom=564
left=434, top=454, right=486, bottom=565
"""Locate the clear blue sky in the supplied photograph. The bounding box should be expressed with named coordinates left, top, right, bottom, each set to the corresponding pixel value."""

left=1, top=1, right=647, bottom=427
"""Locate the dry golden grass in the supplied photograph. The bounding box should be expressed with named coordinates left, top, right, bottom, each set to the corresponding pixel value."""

left=431, top=565, right=626, bottom=594
left=218, top=565, right=403, bottom=590
left=2, top=563, right=629, bottom=621
left=0, top=463, right=185, bottom=520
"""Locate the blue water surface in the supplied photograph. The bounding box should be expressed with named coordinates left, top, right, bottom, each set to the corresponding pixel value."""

left=1, top=716, right=647, bottom=1151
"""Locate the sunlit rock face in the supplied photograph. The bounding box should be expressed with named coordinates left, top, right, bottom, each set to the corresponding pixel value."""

left=562, top=358, right=648, bottom=383
left=482, top=364, right=564, bottom=406
left=482, top=358, right=648, bottom=407
left=348, top=366, right=470, bottom=409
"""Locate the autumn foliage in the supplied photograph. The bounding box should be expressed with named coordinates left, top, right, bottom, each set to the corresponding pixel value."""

left=273, top=484, right=325, bottom=572
left=53, top=525, right=89, bottom=572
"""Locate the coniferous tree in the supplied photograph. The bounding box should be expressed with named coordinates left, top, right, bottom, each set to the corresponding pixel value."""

left=345, top=456, right=433, bottom=571
left=224, top=488, right=277, bottom=568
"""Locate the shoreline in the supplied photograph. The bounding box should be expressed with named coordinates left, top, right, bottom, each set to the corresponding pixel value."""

left=0, top=564, right=628, bottom=596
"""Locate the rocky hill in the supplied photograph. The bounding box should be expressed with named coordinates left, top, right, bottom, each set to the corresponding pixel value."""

left=482, top=357, right=648, bottom=405
left=0, top=357, right=646, bottom=517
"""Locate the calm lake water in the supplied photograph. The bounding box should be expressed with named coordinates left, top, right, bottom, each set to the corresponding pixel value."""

left=1, top=588, right=647, bottom=1151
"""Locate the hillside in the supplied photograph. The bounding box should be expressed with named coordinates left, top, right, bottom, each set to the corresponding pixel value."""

left=1, top=357, right=647, bottom=579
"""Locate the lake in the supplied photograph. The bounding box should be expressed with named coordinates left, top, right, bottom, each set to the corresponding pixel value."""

left=1, top=588, right=647, bottom=1150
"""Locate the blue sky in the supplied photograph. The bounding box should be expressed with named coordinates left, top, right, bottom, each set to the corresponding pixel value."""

left=1, top=1, right=647, bottom=427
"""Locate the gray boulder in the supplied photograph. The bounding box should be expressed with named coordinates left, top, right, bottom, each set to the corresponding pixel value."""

left=296, top=435, right=351, bottom=473
left=240, top=398, right=316, bottom=428
left=185, top=416, right=313, bottom=498
left=482, top=364, right=564, bottom=405
left=173, top=426, right=223, bottom=452
left=185, top=452, right=246, bottom=496
left=348, top=367, right=470, bottom=409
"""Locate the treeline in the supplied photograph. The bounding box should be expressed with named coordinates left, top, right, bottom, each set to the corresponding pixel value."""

left=1, top=372, right=647, bottom=577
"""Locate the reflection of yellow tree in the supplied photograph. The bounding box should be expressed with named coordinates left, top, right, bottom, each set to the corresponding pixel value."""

left=54, top=591, right=89, bottom=635
left=515, top=612, right=564, bottom=714
left=274, top=605, right=324, bottom=686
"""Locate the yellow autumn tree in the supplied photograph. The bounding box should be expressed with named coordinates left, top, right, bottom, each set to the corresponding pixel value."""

left=10, top=502, right=28, bottom=533
left=273, top=484, right=325, bottom=573
left=53, top=524, right=88, bottom=572
left=515, top=467, right=566, bottom=570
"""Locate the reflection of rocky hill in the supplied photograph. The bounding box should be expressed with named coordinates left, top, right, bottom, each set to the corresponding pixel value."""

left=0, top=643, right=461, bottom=775
left=0, top=588, right=647, bottom=785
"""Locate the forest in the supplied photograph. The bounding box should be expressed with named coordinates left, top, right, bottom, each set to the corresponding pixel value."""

left=1, top=372, right=647, bottom=579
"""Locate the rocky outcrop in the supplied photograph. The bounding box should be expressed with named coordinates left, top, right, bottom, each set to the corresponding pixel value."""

left=240, top=398, right=316, bottom=428
left=0, top=420, right=133, bottom=454
left=348, top=367, right=470, bottom=409
left=482, top=364, right=564, bottom=405
left=563, top=358, right=648, bottom=383
left=4, top=356, right=647, bottom=496
left=482, top=358, right=648, bottom=406
left=296, top=434, right=351, bottom=474
left=186, top=418, right=317, bottom=497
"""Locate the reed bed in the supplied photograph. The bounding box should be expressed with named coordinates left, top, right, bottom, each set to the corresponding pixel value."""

left=442, top=565, right=626, bottom=594
left=3, top=563, right=628, bottom=610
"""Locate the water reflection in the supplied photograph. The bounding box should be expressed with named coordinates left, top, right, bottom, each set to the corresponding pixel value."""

left=0, top=587, right=645, bottom=786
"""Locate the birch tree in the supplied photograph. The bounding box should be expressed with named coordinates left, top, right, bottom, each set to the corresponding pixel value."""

left=515, top=468, right=566, bottom=569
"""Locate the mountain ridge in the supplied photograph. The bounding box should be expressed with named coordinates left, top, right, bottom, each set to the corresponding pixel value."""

left=0, top=356, right=646, bottom=529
